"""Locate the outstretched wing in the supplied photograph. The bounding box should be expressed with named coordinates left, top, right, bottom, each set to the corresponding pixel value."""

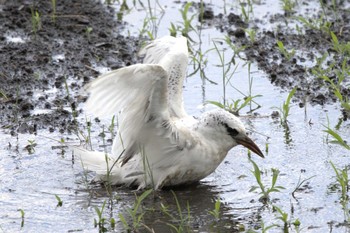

left=85, top=64, right=173, bottom=164
left=85, top=64, right=168, bottom=121
left=139, top=36, right=189, bottom=118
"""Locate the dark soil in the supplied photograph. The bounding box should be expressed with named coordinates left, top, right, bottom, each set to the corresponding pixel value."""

left=0, top=0, right=138, bottom=135
left=223, top=3, right=350, bottom=119
left=199, top=1, right=350, bottom=120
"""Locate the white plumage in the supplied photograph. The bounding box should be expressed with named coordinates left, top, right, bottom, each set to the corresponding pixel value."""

left=75, top=36, right=264, bottom=189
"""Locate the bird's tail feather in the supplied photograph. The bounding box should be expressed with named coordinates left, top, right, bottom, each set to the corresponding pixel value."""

left=73, top=147, right=117, bottom=176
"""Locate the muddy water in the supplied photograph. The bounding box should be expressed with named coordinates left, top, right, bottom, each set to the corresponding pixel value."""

left=1, top=0, right=350, bottom=232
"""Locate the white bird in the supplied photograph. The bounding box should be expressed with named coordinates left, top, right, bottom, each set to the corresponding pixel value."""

left=74, top=36, right=264, bottom=190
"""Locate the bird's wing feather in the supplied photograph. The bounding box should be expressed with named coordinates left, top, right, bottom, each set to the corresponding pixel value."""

left=85, top=64, right=168, bottom=120
left=139, top=36, right=189, bottom=118
left=84, top=64, right=186, bottom=165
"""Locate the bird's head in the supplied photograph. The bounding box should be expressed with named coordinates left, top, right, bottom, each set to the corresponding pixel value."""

left=199, top=109, right=264, bottom=158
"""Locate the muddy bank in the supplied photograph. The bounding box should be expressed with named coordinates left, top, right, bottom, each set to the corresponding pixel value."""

left=0, top=0, right=138, bottom=135
left=199, top=1, right=350, bottom=119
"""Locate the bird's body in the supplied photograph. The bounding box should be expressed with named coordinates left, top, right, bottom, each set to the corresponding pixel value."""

left=75, top=36, right=263, bottom=189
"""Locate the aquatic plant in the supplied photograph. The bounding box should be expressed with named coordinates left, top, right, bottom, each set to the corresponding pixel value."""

left=276, top=40, right=295, bottom=61
left=18, top=209, right=25, bottom=228
left=292, top=174, right=316, bottom=199
left=280, top=0, right=296, bottom=14
left=330, top=31, right=350, bottom=56
left=30, top=8, right=41, bottom=38
left=240, top=0, right=253, bottom=23
left=247, top=221, right=278, bottom=233
left=209, top=40, right=261, bottom=115
left=273, top=205, right=301, bottom=233
left=330, top=161, right=349, bottom=203
left=179, top=2, right=196, bottom=39
left=51, top=0, right=56, bottom=23
left=329, top=161, right=350, bottom=221
left=160, top=190, right=192, bottom=232
left=0, top=89, right=8, bottom=100
left=296, top=15, right=332, bottom=35
left=94, top=200, right=108, bottom=232
left=119, top=189, right=153, bottom=231
left=25, top=139, right=37, bottom=154
left=85, top=27, right=93, bottom=41
left=55, top=194, right=63, bottom=207
left=274, top=87, right=296, bottom=125
left=324, top=126, right=350, bottom=151
left=208, top=199, right=221, bottom=220
left=244, top=28, right=256, bottom=44
left=249, top=160, right=285, bottom=203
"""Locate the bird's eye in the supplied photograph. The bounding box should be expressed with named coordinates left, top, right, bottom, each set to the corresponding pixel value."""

left=224, top=124, right=239, bottom=137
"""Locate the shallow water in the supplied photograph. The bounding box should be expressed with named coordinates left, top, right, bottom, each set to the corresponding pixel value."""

left=1, top=0, right=350, bottom=232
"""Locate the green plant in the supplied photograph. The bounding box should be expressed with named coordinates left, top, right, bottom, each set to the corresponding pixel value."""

left=30, top=8, right=41, bottom=37
left=275, top=87, right=297, bottom=125
left=296, top=15, right=332, bottom=35
left=25, top=139, right=37, bottom=154
left=244, top=28, right=256, bottom=43
left=330, top=31, right=350, bottom=56
left=324, top=126, right=350, bottom=150
left=18, top=209, right=25, bottom=228
left=249, top=160, right=285, bottom=203
left=273, top=206, right=301, bottom=232
left=0, top=89, right=8, bottom=100
left=55, top=194, right=63, bottom=207
left=292, top=174, right=316, bottom=198
left=276, top=40, right=295, bottom=61
left=239, top=0, right=253, bottom=22
left=281, top=0, right=296, bottom=14
left=86, top=27, right=93, bottom=40
left=208, top=41, right=261, bottom=115
left=247, top=221, right=278, bottom=233
left=119, top=189, right=153, bottom=231
left=208, top=199, right=221, bottom=220
left=94, top=200, right=107, bottom=232
left=108, top=115, right=116, bottom=141
left=330, top=161, right=349, bottom=202
left=51, top=0, right=56, bottom=23
left=179, top=2, right=196, bottom=38
left=160, top=190, right=192, bottom=232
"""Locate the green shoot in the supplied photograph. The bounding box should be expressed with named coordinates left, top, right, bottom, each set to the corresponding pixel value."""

left=18, top=209, right=25, bottom=228
left=244, top=28, right=256, bottom=43
left=119, top=189, right=153, bottom=231
left=292, top=174, right=316, bottom=198
left=25, top=139, right=37, bottom=154
left=249, top=160, right=285, bottom=203
left=276, top=40, right=295, bottom=61
left=208, top=199, right=221, bottom=220
left=330, top=161, right=349, bottom=203
left=160, top=190, right=192, bottom=232
left=275, top=87, right=297, bottom=125
left=324, top=126, right=350, bottom=150
left=94, top=200, right=107, bottom=232
left=55, top=194, right=63, bottom=207
left=281, top=0, right=296, bottom=14
left=30, top=8, right=41, bottom=38
left=51, top=0, right=57, bottom=23
left=86, top=27, right=93, bottom=41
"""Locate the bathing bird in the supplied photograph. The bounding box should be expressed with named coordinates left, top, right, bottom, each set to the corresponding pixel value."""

left=74, top=35, right=264, bottom=189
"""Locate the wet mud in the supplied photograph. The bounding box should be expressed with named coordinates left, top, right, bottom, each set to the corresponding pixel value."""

left=199, top=1, right=350, bottom=119
left=0, top=0, right=138, bottom=134
left=1, top=1, right=349, bottom=135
